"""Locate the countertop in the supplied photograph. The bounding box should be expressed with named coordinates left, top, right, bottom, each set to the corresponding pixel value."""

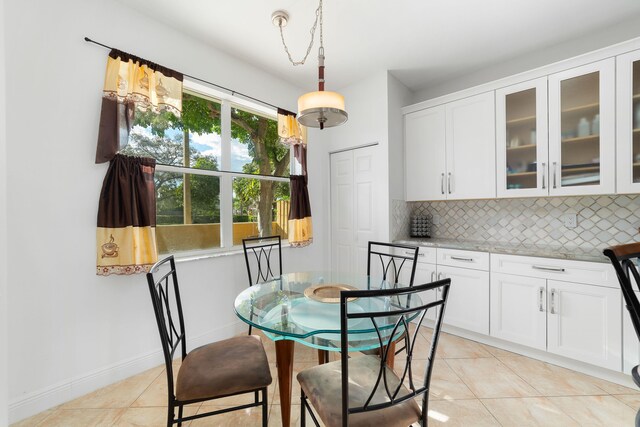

left=395, top=237, right=609, bottom=264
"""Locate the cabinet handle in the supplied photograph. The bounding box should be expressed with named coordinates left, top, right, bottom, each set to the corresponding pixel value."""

left=550, top=289, right=557, bottom=314
left=541, top=162, right=546, bottom=189
left=406, top=250, right=424, bottom=257
left=538, top=287, right=544, bottom=312
left=447, top=172, right=452, bottom=194
left=451, top=256, right=474, bottom=262
left=437, top=272, right=444, bottom=281
left=431, top=271, right=435, bottom=282
left=552, top=162, right=557, bottom=189
left=441, top=173, right=445, bottom=195
left=532, top=265, right=565, bottom=272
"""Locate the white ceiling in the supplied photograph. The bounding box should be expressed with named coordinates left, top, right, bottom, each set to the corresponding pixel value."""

left=120, top=0, right=640, bottom=92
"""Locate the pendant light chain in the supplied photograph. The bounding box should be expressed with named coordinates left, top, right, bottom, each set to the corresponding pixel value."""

left=278, top=0, right=323, bottom=66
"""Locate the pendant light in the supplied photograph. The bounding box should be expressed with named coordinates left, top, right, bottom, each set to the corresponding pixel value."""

left=273, top=0, right=348, bottom=130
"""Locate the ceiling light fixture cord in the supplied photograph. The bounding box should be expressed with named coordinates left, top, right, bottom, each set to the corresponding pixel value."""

left=278, top=0, right=323, bottom=66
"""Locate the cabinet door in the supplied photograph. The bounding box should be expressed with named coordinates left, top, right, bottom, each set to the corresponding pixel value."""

left=616, top=50, right=640, bottom=194
left=438, top=265, right=489, bottom=334
left=623, top=291, right=640, bottom=375
left=490, top=273, right=547, bottom=350
left=445, top=92, right=496, bottom=200
left=547, top=280, right=621, bottom=370
left=404, top=106, right=446, bottom=201
left=409, top=263, right=438, bottom=321
left=548, top=59, right=615, bottom=195
left=496, top=78, right=549, bottom=198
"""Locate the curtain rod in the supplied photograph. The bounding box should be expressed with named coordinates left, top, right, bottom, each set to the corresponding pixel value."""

left=84, top=37, right=297, bottom=116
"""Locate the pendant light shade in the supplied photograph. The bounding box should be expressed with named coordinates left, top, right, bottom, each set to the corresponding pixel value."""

left=297, top=90, right=348, bottom=129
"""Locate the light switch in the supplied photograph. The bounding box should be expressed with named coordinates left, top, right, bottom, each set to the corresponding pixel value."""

left=563, top=213, right=577, bottom=228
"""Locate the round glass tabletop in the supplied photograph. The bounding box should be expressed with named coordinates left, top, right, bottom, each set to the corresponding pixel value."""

left=234, top=271, right=423, bottom=352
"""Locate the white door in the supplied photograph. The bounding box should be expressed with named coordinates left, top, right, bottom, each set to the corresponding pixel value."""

left=445, top=92, right=496, bottom=200
left=496, top=78, right=549, bottom=198
left=404, top=106, right=447, bottom=201
left=548, top=59, right=615, bottom=195
left=490, top=273, right=547, bottom=350
left=438, top=265, right=490, bottom=334
left=623, top=291, right=640, bottom=375
left=616, top=50, right=640, bottom=194
left=547, top=280, right=622, bottom=370
left=330, top=146, right=379, bottom=276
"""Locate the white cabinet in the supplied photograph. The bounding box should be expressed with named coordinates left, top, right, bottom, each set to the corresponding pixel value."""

left=405, top=106, right=446, bottom=201
left=445, top=92, right=496, bottom=200
left=547, top=280, right=622, bottom=371
left=490, top=273, right=547, bottom=350
left=548, top=58, right=616, bottom=195
left=413, top=263, right=438, bottom=321
left=616, top=50, right=640, bottom=194
left=404, top=92, right=496, bottom=201
left=623, top=291, right=640, bottom=375
left=438, top=264, right=490, bottom=335
left=496, top=78, right=549, bottom=198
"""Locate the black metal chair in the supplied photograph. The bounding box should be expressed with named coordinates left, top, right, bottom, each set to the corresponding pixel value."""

left=242, top=235, right=283, bottom=334
left=365, top=242, right=420, bottom=367
left=367, top=241, right=419, bottom=288
left=604, top=243, right=640, bottom=387
left=298, top=278, right=451, bottom=427
left=146, top=256, right=272, bottom=427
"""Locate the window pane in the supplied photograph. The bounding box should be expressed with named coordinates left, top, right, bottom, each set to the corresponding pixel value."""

left=155, top=170, right=221, bottom=253
left=123, top=92, right=222, bottom=171
left=232, top=177, right=290, bottom=244
left=230, top=105, right=290, bottom=176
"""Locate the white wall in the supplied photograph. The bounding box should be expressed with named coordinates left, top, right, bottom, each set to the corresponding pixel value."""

left=412, top=14, right=640, bottom=103
left=0, top=0, right=9, bottom=424
left=386, top=73, right=412, bottom=202
left=4, top=0, right=326, bottom=422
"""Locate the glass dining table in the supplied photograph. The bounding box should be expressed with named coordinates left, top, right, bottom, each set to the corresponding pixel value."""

left=234, top=271, right=423, bottom=427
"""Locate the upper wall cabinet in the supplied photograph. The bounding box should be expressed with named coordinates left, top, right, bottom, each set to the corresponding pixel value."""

left=548, top=59, right=616, bottom=195
left=405, top=92, right=496, bottom=201
left=616, top=50, right=640, bottom=194
left=496, top=78, right=549, bottom=198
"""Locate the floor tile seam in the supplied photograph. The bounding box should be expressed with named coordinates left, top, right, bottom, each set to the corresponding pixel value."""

left=476, top=397, right=506, bottom=427
left=494, top=355, right=612, bottom=396
left=479, top=396, right=579, bottom=427
left=31, top=410, right=58, bottom=427
left=611, top=394, right=639, bottom=410
left=441, top=358, right=482, bottom=400
left=129, top=368, right=170, bottom=409
left=491, top=355, right=556, bottom=397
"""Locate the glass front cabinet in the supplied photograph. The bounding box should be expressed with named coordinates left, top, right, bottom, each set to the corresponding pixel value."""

left=496, top=78, right=548, bottom=198
left=548, top=59, right=615, bottom=195
left=616, top=50, right=640, bottom=194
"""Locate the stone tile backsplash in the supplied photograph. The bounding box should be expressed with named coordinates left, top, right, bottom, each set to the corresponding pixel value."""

left=394, top=195, right=640, bottom=251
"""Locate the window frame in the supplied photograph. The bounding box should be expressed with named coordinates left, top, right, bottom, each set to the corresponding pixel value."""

left=153, top=78, right=290, bottom=256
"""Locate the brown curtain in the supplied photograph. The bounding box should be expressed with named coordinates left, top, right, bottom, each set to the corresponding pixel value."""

left=94, top=49, right=183, bottom=275
left=97, top=155, right=157, bottom=275
left=288, top=143, right=313, bottom=247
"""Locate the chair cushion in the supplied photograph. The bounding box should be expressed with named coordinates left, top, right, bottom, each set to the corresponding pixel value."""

left=297, top=355, right=422, bottom=427
left=176, top=335, right=272, bottom=402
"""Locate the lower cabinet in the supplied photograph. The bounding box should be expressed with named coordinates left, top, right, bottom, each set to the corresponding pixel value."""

left=623, top=291, right=640, bottom=375
left=547, top=280, right=621, bottom=370
left=438, top=265, right=489, bottom=335
left=411, top=263, right=438, bottom=321
left=490, top=273, right=547, bottom=350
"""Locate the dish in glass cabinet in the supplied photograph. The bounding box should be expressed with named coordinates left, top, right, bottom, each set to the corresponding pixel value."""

left=304, top=284, right=358, bottom=303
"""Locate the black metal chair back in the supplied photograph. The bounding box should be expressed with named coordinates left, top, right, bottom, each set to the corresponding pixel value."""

left=604, top=243, right=640, bottom=387
left=339, top=278, right=451, bottom=426
left=367, top=241, right=419, bottom=287
left=243, top=235, right=283, bottom=286
left=146, top=256, right=187, bottom=408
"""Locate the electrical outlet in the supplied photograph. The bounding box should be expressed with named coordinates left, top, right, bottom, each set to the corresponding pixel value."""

left=432, top=214, right=440, bottom=225
left=563, top=213, right=577, bottom=228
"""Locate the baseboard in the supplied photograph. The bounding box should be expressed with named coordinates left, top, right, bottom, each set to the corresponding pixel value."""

left=8, top=321, right=243, bottom=424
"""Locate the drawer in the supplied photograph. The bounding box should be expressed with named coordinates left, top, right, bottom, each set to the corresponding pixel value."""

left=437, top=248, right=489, bottom=271
left=394, top=245, right=437, bottom=264
left=491, top=253, right=618, bottom=288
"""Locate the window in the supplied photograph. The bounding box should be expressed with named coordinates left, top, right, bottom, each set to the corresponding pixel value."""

left=121, top=81, right=290, bottom=255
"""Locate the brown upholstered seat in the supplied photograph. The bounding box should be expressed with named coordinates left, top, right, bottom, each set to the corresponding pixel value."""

left=176, top=335, right=272, bottom=402
left=297, top=355, right=421, bottom=427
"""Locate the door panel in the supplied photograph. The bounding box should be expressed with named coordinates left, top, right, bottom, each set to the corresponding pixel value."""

left=331, top=151, right=354, bottom=274
left=490, top=273, right=547, bottom=350
left=547, top=280, right=621, bottom=370
left=438, top=265, right=490, bottom=334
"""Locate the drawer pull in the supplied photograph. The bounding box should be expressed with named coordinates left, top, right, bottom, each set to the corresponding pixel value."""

left=538, top=287, right=544, bottom=312
left=430, top=271, right=435, bottom=282
left=532, top=265, right=565, bottom=272
left=406, top=250, right=425, bottom=257
left=451, top=256, right=474, bottom=262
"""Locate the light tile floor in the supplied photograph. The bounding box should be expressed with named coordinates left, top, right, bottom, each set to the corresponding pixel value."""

left=12, top=326, right=640, bottom=426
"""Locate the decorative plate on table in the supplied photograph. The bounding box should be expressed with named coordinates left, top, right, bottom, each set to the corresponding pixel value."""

left=303, top=284, right=358, bottom=303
